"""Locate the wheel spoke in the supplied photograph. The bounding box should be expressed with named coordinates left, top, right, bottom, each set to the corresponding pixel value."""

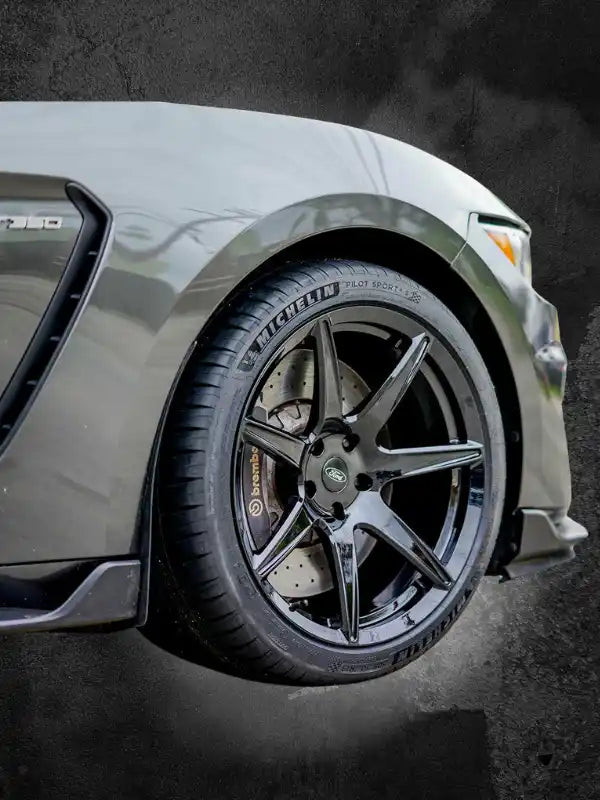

left=241, top=418, right=305, bottom=469
left=252, top=499, right=309, bottom=579
left=351, top=494, right=453, bottom=589
left=364, top=441, right=483, bottom=485
left=312, top=317, right=344, bottom=432
left=349, top=333, right=430, bottom=439
left=318, top=520, right=360, bottom=643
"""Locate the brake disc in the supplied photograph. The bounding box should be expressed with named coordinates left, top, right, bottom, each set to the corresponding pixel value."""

left=247, top=348, right=377, bottom=598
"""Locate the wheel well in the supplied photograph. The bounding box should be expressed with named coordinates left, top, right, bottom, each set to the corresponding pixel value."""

left=226, top=228, right=522, bottom=571
left=145, top=227, right=522, bottom=580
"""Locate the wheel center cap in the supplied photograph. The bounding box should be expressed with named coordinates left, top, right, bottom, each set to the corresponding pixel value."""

left=322, top=457, right=349, bottom=493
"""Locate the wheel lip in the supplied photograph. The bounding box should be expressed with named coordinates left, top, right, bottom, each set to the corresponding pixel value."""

left=232, top=301, right=493, bottom=649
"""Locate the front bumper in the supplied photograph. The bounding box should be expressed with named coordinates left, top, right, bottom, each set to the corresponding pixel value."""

left=456, top=215, right=588, bottom=576
left=505, top=511, right=588, bottom=578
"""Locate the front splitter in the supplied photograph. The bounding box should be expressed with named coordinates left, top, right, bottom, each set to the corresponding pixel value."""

left=503, top=509, right=588, bottom=579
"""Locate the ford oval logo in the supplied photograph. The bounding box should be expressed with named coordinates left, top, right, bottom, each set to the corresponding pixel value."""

left=325, top=466, right=346, bottom=483
left=322, top=457, right=349, bottom=492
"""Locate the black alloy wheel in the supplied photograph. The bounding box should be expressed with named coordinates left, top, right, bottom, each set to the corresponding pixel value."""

left=157, top=261, right=506, bottom=685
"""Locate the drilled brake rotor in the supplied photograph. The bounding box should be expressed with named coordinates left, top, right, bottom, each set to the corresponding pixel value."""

left=255, top=348, right=376, bottom=598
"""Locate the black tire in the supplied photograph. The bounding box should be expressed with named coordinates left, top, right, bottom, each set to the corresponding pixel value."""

left=155, top=260, right=506, bottom=685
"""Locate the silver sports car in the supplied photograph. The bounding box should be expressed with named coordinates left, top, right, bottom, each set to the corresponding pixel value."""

left=0, top=102, right=587, bottom=684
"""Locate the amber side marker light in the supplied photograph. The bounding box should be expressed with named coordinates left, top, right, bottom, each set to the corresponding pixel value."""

left=480, top=220, right=533, bottom=283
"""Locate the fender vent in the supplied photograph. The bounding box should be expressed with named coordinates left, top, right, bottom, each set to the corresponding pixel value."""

left=0, top=182, right=111, bottom=453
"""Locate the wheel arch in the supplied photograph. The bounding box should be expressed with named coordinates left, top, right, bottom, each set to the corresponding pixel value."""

left=140, top=223, right=521, bottom=619
left=217, top=226, right=522, bottom=573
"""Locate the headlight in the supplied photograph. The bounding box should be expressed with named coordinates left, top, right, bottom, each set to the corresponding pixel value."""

left=480, top=220, right=532, bottom=283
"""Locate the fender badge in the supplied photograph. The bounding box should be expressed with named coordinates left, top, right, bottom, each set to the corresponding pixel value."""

left=0, top=216, right=63, bottom=230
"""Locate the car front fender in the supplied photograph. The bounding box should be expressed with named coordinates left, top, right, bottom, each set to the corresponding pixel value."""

left=0, top=102, right=543, bottom=565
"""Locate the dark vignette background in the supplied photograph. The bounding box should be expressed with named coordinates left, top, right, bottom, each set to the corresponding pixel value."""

left=0, top=1, right=599, bottom=798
